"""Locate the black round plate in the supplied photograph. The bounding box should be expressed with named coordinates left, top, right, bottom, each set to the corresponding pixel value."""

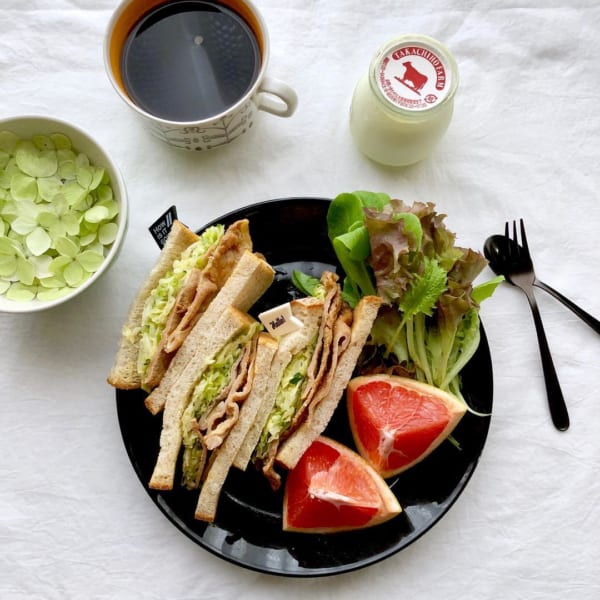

left=116, top=197, right=493, bottom=577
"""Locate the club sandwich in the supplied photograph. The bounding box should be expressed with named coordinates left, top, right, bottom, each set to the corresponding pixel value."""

left=148, top=305, right=262, bottom=491
left=107, top=219, right=252, bottom=391
left=143, top=249, right=274, bottom=415
left=234, top=272, right=382, bottom=491
left=194, top=333, right=279, bottom=522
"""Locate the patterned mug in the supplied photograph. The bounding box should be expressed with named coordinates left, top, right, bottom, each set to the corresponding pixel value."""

left=104, top=0, right=297, bottom=151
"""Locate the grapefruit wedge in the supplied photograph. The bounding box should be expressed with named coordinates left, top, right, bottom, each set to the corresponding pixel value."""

left=347, top=375, right=467, bottom=478
left=283, top=436, right=402, bottom=533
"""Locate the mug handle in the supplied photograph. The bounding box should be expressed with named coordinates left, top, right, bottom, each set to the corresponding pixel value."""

left=256, top=76, right=298, bottom=117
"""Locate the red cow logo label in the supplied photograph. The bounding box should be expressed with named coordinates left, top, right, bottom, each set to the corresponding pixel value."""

left=397, top=61, right=428, bottom=95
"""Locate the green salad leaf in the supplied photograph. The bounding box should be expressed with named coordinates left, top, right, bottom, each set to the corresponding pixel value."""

left=326, top=191, right=503, bottom=410
left=326, top=191, right=389, bottom=304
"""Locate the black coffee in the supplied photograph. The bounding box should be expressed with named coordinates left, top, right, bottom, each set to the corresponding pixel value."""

left=121, top=0, right=261, bottom=122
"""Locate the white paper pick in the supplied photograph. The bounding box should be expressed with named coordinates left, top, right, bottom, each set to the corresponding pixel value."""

left=258, top=303, right=303, bottom=337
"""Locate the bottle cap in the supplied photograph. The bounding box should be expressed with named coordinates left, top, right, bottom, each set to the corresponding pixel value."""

left=370, top=35, right=458, bottom=113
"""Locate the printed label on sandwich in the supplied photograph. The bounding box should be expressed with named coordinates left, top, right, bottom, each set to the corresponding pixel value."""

left=149, top=205, right=178, bottom=249
left=259, top=303, right=303, bottom=337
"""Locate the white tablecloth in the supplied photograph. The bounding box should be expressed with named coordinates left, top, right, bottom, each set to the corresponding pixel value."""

left=2, top=1, right=599, bottom=598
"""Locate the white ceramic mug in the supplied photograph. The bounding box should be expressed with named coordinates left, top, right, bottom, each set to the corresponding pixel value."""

left=104, top=0, right=297, bottom=151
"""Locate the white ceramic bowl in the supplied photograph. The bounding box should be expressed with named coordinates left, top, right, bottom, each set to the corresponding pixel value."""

left=0, top=115, right=128, bottom=313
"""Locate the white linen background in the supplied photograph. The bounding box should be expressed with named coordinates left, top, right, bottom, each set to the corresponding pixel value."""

left=1, top=1, right=599, bottom=599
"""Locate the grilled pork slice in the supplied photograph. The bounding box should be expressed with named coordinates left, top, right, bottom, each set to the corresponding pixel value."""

left=194, top=333, right=279, bottom=522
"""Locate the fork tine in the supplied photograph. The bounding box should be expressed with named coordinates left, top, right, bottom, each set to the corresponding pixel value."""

left=519, top=218, right=530, bottom=257
left=504, top=221, right=513, bottom=259
left=504, top=221, right=511, bottom=259
left=511, top=220, right=519, bottom=256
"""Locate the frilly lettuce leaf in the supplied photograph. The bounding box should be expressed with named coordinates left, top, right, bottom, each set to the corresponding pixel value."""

left=327, top=191, right=501, bottom=412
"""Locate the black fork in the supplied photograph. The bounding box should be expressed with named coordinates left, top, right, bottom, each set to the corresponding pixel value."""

left=504, top=220, right=570, bottom=431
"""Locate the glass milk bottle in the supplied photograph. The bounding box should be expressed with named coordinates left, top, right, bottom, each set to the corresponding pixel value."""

left=349, top=35, right=459, bottom=167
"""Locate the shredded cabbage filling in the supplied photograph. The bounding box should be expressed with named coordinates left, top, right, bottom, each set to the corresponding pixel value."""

left=135, top=225, right=224, bottom=378
left=255, top=335, right=318, bottom=460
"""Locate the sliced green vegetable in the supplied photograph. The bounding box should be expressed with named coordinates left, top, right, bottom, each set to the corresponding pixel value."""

left=54, top=236, right=79, bottom=258
left=0, top=130, right=119, bottom=303
left=0, top=254, right=17, bottom=277
left=58, top=160, right=76, bottom=181
left=10, top=173, right=38, bottom=202
left=63, top=260, right=84, bottom=286
left=98, top=222, right=118, bottom=245
left=37, top=176, right=62, bottom=202
left=11, top=215, right=38, bottom=236
left=16, top=256, right=35, bottom=285
left=15, top=141, right=58, bottom=178
left=50, top=133, right=71, bottom=150
left=291, top=270, right=325, bottom=298
left=26, top=227, right=52, bottom=256
left=6, top=282, right=36, bottom=302
left=84, top=205, right=109, bottom=224
left=0, top=131, right=19, bottom=154
left=77, top=250, right=104, bottom=273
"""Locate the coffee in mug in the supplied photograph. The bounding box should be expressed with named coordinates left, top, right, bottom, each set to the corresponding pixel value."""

left=105, top=0, right=297, bottom=151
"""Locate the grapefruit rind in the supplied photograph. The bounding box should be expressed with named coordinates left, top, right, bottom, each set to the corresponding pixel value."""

left=282, top=436, right=402, bottom=534
left=347, top=375, right=467, bottom=478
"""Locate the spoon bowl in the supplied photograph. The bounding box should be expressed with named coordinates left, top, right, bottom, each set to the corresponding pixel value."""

left=483, top=234, right=513, bottom=276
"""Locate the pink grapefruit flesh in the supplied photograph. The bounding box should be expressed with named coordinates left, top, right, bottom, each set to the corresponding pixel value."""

left=347, top=375, right=467, bottom=478
left=283, top=436, right=401, bottom=533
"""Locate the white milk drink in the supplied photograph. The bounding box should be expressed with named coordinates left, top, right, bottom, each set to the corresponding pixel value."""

left=350, top=35, right=458, bottom=167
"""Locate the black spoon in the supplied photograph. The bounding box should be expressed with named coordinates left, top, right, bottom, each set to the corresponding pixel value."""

left=484, top=234, right=600, bottom=334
